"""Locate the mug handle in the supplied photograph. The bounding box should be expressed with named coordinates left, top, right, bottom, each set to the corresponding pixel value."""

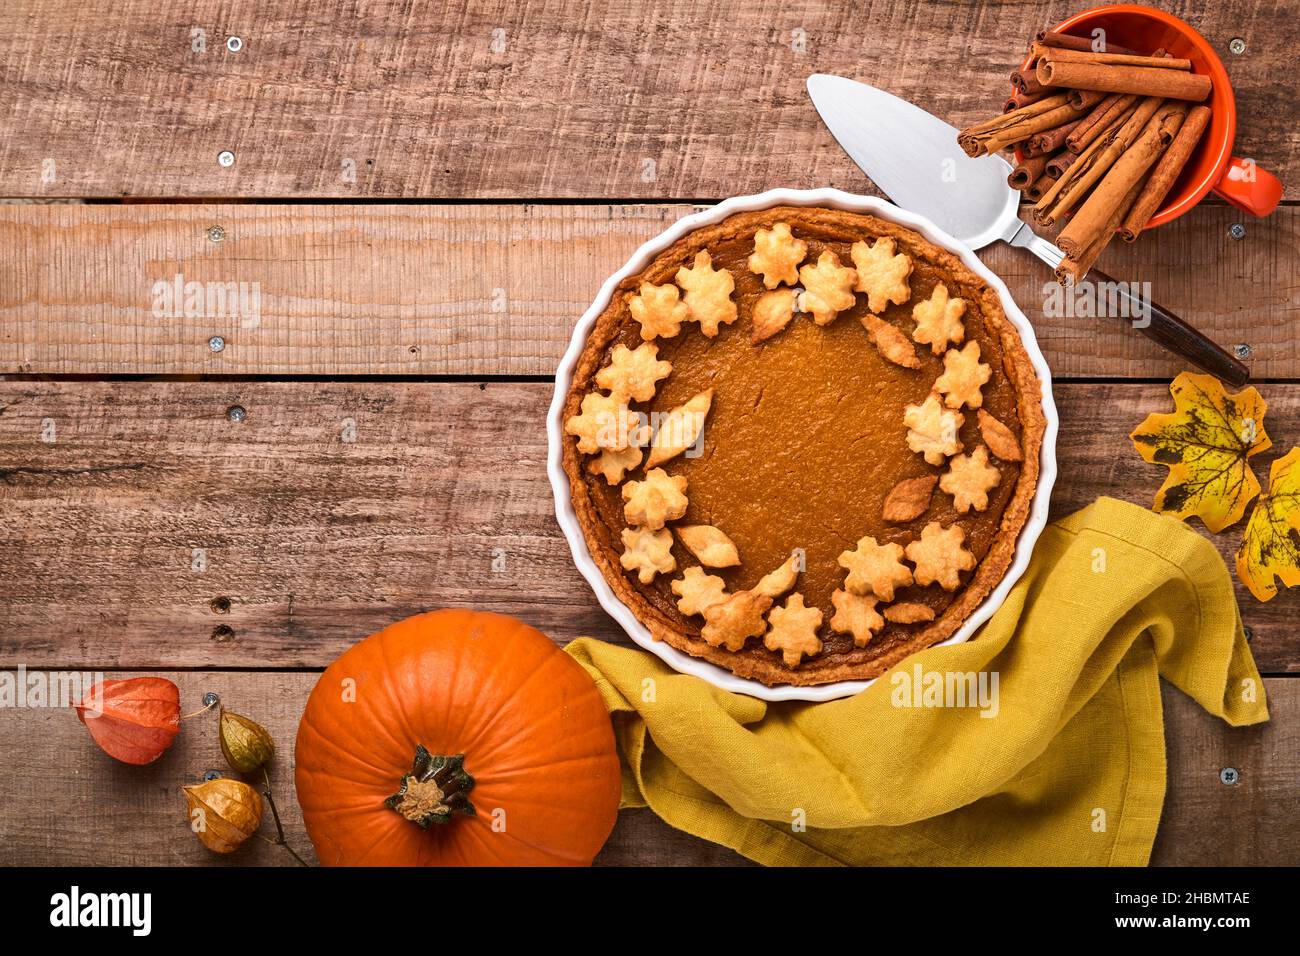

left=1211, top=157, right=1283, bottom=217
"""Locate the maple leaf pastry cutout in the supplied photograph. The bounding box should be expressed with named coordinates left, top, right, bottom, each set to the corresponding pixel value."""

left=565, top=391, right=644, bottom=454
left=621, top=467, right=688, bottom=530
left=595, top=343, right=673, bottom=404
left=748, top=222, right=808, bottom=289
left=763, top=593, right=824, bottom=666
left=676, top=250, right=738, bottom=337
left=1130, top=372, right=1271, bottom=533
left=671, top=566, right=729, bottom=616
left=620, top=527, right=675, bottom=584
left=905, top=522, right=976, bottom=591
left=939, top=445, right=1001, bottom=513
left=911, top=283, right=967, bottom=355
left=587, top=444, right=643, bottom=485
left=797, top=250, right=858, bottom=326
left=837, top=535, right=914, bottom=601
left=850, top=237, right=913, bottom=313
left=701, top=589, right=773, bottom=652
left=829, top=589, right=884, bottom=647
left=934, top=341, right=992, bottom=410
left=628, top=281, right=689, bottom=341
left=904, top=393, right=964, bottom=466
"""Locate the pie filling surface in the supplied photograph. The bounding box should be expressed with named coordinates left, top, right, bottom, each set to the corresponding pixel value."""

left=563, top=206, right=1045, bottom=686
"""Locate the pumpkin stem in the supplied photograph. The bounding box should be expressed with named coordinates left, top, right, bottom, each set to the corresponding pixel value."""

left=385, top=745, right=476, bottom=828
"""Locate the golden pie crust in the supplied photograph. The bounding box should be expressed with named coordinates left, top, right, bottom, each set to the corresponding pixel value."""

left=563, top=206, right=1045, bottom=686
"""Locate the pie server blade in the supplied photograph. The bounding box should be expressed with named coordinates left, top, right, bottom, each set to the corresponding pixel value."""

left=804, top=73, right=1249, bottom=386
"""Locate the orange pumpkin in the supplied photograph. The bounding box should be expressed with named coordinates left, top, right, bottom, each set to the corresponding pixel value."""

left=294, top=609, right=621, bottom=866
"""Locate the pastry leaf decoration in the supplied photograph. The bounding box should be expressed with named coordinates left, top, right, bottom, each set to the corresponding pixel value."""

left=1130, top=372, right=1271, bottom=533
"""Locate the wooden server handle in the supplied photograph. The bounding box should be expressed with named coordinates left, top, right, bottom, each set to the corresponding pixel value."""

left=1090, top=268, right=1250, bottom=386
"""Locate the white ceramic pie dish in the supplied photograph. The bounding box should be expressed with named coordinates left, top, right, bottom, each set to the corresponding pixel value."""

left=547, top=188, right=1058, bottom=702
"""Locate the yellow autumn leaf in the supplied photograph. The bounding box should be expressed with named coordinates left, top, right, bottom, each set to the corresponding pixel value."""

left=1130, top=372, right=1271, bottom=533
left=1236, top=448, right=1300, bottom=602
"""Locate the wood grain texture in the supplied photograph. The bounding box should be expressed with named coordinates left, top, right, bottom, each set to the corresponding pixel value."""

left=2, top=203, right=1296, bottom=378
left=1, top=380, right=1297, bottom=672
left=0, top=671, right=1292, bottom=865
left=0, top=0, right=1294, bottom=199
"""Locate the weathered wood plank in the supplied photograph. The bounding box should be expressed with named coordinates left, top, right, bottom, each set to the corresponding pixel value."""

left=1, top=381, right=1296, bottom=672
left=0, top=0, right=1293, bottom=199
left=1, top=203, right=1295, bottom=378
left=0, top=671, right=1292, bottom=865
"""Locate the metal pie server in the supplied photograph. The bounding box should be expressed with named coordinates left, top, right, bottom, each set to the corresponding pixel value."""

left=806, top=74, right=1248, bottom=386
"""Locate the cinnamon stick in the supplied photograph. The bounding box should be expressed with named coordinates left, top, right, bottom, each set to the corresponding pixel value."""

left=1031, top=44, right=1193, bottom=71
left=1045, top=150, right=1079, bottom=179
left=1011, top=67, right=1049, bottom=95
left=1056, top=174, right=1150, bottom=285
left=1008, top=153, right=1050, bottom=190
left=1034, top=30, right=1139, bottom=56
left=1032, top=101, right=1139, bottom=223
left=1120, top=104, right=1211, bottom=241
left=1057, top=104, right=1187, bottom=258
left=1027, top=118, right=1082, bottom=155
left=1033, top=97, right=1159, bottom=226
left=1067, top=94, right=1137, bottom=152
left=1036, top=60, right=1211, bottom=101
left=1004, top=87, right=1053, bottom=112
left=958, top=93, right=1084, bottom=157
left=1026, top=173, right=1058, bottom=202
left=1067, top=89, right=1109, bottom=111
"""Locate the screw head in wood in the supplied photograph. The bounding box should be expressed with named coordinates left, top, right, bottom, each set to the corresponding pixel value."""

left=1243, top=625, right=1254, bottom=643
left=208, top=335, right=226, bottom=352
left=226, top=36, right=243, bottom=53
left=1228, top=223, right=1246, bottom=240
left=1234, top=343, right=1253, bottom=360
left=226, top=405, right=247, bottom=423
left=217, top=150, right=236, bottom=168
left=1219, top=767, right=1240, bottom=785
left=1229, top=37, right=1246, bottom=55
left=202, top=692, right=220, bottom=707
left=207, top=225, right=225, bottom=242
left=203, top=769, right=222, bottom=781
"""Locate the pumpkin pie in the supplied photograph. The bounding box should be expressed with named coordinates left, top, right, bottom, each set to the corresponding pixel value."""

left=562, top=206, right=1044, bottom=686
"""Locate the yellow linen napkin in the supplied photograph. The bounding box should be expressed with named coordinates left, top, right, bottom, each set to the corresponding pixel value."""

left=565, top=497, right=1268, bottom=866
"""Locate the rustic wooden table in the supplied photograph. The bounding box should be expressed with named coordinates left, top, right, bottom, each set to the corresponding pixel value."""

left=0, top=1, right=1296, bottom=867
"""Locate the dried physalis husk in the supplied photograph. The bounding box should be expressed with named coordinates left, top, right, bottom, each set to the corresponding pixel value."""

left=183, top=777, right=264, bottom=854
left=220, top=709, right=276, bottom=773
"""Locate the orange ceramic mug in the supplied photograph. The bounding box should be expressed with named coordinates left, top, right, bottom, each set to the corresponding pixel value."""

left=1020, top=3, right=1282, bottom=227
